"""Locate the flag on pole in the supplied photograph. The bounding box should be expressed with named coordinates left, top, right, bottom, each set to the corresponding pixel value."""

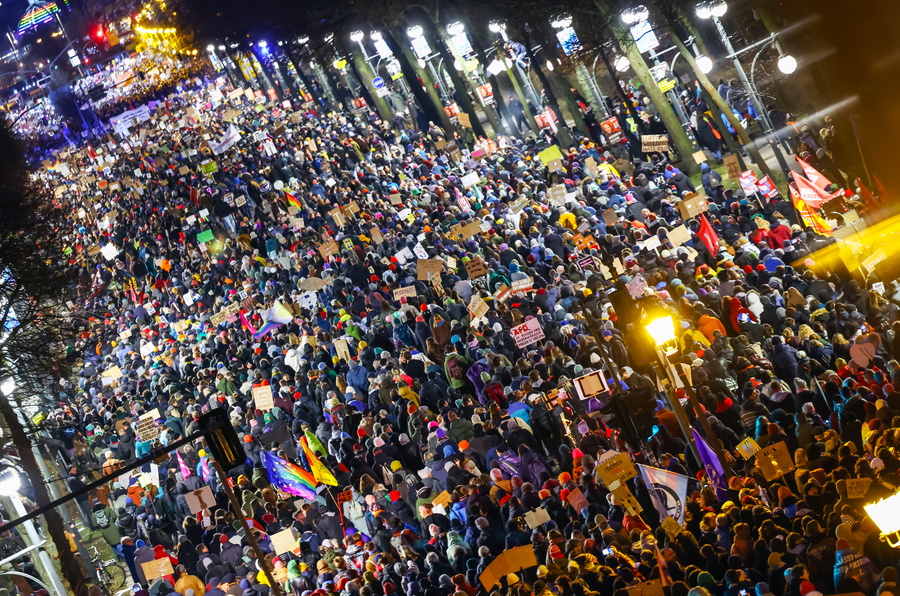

left=795, top=155, right=833, bottom=191
left=239, top=309, right=258, bottom=335
left=253, top=299, right=295, bottom=339
left=692, top=428, right=728, bottom=500
left=176, top=450, right=192, bottom=479
left=304, top=429, right=328, bottom=457
left=875, top=174, right=891, bottom=206
left=262, top=450, right=317, bottom=499
left=789, top=182, right=833, bottom=236
left=300, top=436, right=338, bottom=486
left=638, top=464, right=690, bottom=524
left=284, top=189, right=303, bottom=210
left=857, top=178, right=879, bottom=212
left=791, top=171, right=838, bottom=209
left=697, top=214, right=720, bottom=257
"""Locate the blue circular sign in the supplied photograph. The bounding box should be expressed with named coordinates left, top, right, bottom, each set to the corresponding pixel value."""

left=372, top=77, right=385, bottom=89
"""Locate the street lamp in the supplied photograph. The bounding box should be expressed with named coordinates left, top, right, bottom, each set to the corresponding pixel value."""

left=620, top=5, right=650, bottom=24
left=406, top=25, right=424, bottom=39
left=695, top=55, right=713, bottom=74
left=614, top=56, right=630, bottom=72
left=865, top=492, right=900, bottom=547
left=550, top=16, right=573, bottom=29
left=488, top=21, right=504, bottom=33
left=545, top=60, right=554, bottom=72
left=350, top=30, right=365, bottom=42
left=206, top=44, right=214, bottom=52
left=370, top=31, right=382, bottom=41
left=645, top=315, right=676, bottom=346
left=695, top=0, right=727, bottom=18
left=446, top=21, right=465, bottom=36
left=217, top=45, right=225, bottom=51
left=777, top=53, right=797, bottom=74
left=0, top=463, right=66, bottom=595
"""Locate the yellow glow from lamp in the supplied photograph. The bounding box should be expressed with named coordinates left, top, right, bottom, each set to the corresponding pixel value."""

left=645, top=316, right=675, bottom=346
left=865, top=492, right=900, bottom=546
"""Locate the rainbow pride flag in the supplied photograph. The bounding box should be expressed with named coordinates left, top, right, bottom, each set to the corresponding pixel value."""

left=284, top=189, right=303, bottom=210
left=262, top=450, right=317, bottom=499
left=300, top=436, right=338, bottom=486
left=252, top=299, right=294, bottom=339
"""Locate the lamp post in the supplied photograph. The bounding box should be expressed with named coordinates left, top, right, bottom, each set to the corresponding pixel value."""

left=645, top=316, right=734, bottom=479
left=0, top=466, right=67, bottom=596
left=865, top=492, right=900, bottom=547
left=695, top=0, right=792, bottom=178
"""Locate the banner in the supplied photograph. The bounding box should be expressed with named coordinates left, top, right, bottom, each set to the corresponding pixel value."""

left=639, top=464, right=689, bottom=524
left=212, top=124, right=242, bottom=155
left=795, top=155, right=833, bottom=191
left=110, top=104, right=152, bottom=136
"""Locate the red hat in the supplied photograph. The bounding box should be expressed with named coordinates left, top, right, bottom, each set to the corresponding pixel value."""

left=357, top=428, right=367, bottom=438
left=389, top=490, right=401, bottom=502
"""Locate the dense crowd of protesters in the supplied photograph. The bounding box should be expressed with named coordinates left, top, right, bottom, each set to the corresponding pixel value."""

left=4, top=69, right=899, bottom=596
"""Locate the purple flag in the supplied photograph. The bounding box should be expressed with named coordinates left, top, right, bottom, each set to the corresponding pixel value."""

left=692, top=428, right=728, bottom=500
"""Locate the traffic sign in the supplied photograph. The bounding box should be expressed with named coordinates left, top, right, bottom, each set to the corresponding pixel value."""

left=372, top=77, right=385, bottom=89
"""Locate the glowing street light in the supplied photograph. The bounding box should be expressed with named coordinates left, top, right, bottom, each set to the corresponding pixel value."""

left=614, top=56, right=630, bottom=72
left=446, top=21, right=465, bottom=36
left=488, top=21, right=505, bottom=33
left=777, top=54, right=797, bottom=74
left=206, top=44, right=214, bottom=52
left=645, top=316, right=675, bottom=346
left=370, top=31, right=382, bottom=41
left=695, top=0, right=727, bottom=19
left=350, top=30, right=365, bottom=42
left=0, top=466, right=20, bottom=496
left=620, top=5, right=649, bottom=24
left=695, top=55, right=713, bottom=73
left=865, top=492, right=900, bottom=547
left=550, top=16, right=573, bottom=29
left=406, top=25, right=424, bottom=39
left=545, top=60, right=554, bottom=71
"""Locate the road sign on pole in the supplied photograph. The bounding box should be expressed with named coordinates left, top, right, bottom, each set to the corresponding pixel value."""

left=372, top=77, right=385, bottom=89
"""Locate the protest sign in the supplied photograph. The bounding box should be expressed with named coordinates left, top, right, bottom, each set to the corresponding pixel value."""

left=464, top=258, right=488, bottom=279
left=417, top=259, right=443, bottom=280
left=252, top=385, right=274, bottom=411
left=755, top=442, right=795, bottom=481
left=845, top=478, right=871, bottom=499
left=511, top=318, right=544, bottom=348
left=524, top=508, right=552, bottom=529
left=141, top=558, right=173, bottom=581
left=333, top=338, right=352, bottom=363
left=271, top=529, right=298, bottom=555
left=596, top=451, right=638, bottom=488
left=393, top=286, right=417, bottom=300
left=641, top=134, right=670, bottom=153
left=185, top=486, right=215, bottom=513
left=468, top=295, right=489, bottom=319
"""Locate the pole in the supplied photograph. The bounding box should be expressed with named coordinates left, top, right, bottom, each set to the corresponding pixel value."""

left=212, top=460, right=282, bottom=596
left=7, top=493, right=67, bottom=596
left=652, top=348, right=701, bottom=467
left=712, top=16, right=791, bottom=180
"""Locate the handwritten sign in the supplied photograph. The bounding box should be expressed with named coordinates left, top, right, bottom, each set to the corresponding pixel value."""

left=271, top=528, right=298, bottom=555
left=417, top=259, right=443, bottom=281
left=141, top=558, right=174, bottom=581
left=464, top=258, right=487, bottom=279
left=184, top=486, right=215, bottom=513
left=596, top=451, right=638, bottom=488
left=252, top=385, right=274, bottom=411
left=393, top=286, right=417, bottom=300
left=468, top=295, right=490, bottom=320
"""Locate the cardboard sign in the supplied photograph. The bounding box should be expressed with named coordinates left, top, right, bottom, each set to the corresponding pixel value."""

left=184, top=486, right=215, bottom=513
left=660, top=516, right=684, bottom=538
left=755, top=441, right=795, bottom=481
left=511, top=318, right=544, bottom=349
left=271, top=528, right=298, bottom=555
left=723, top=154, right=741, bottom=179
left=845, top=477, right=871, bottom=499
left=468, top=295, right=490, bottom=319
left=417, top=259, right=443, bottom=281
left=693, top=150, right=708, bottom=164
left=136, top=417, right=159, bottom=442
left=457, top=111, right=472, bottom=128
left=370, top=227, right=383, bottom=244
left=667, top=224, right=691, bottom=247
left=510, top=277, right=534, bottom=296
left=736, top=437, right=760, bottom=459
left=318, top=239, right=340, bottom=259
left=596, top=451, right=638, bottom=488
left=141, top=558, right=174, bottom=581
left=493, top=284, right=510, bottom=303
left=333, top=338, right=352, bottom=363
left=641, top=134, right=669, bottom=153
left=611, top=483, right=643, bottom=516
left=432, top=491, right=452, bottom=509
left=565, top=487, right=589, bottom=513
left=548, top=184, right=566, bottom=204
left=460, top=221, right=483, bottom=239
left=524, top=507, right=552, bottom=529
left=464, top=258, right=487, bottom=279
left=676, top=195, right=709, bottom=220
left=602, top=208, right=619, bottom=226
left=626, top=274, right=648, bottom=299
left=298, top=277, right=328, bottom=291
left=252, top=385, right=274, bottom=411
left=101, top=366, right=123, bottom=380
left=393, top=286, right=417, bottom=300
left=479, top=545, right=538, bottom=590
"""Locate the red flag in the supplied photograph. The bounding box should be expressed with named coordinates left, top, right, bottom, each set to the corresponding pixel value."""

left=795, top=155, right=834, bottom=191
left=697, top=214, right=720, bottom=256
left=791, top=171, right=837, bottom=209
left=875, top=174, right=891, bottom=206
left=789, top=183, right=833, bottom=236
left=856, top=178, right=878, bottom=212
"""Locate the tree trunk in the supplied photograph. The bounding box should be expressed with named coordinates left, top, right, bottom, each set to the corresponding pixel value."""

left=597, top=42, right=647, bottom=136
left=345, top=42, right=392, bottom=121
left=0, top=393, right=88, bottom=596
left=380, top=26, right=451, bottom=131
left=609, top=18, right=699, bottom=175
left=460, top=18, right=508, bottom=137
left=681, top=15, right=711, bottom=58
left=517, top=26, right=565, bottom=127
left=415, top=14, right=486, bottom=138
left=668, top=31, right=776, bottom=181
left=288, top=50, right=325, bottom=108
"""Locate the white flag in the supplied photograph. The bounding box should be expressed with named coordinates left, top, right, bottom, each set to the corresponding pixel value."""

left=639, top=464, right=690, bottom=524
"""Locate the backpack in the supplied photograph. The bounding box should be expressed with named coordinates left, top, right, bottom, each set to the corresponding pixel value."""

left=94, top=508, right=110, bottom=528
left=446, top=355, right=466, bottom=380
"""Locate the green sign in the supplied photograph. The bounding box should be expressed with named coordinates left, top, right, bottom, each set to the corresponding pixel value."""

left=200, top=160, right=218, bottom=175
left=197, top=229, right=215, bottom=244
